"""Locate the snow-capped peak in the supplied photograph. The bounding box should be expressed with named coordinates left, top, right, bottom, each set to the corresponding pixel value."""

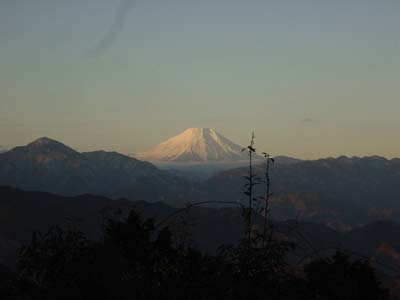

left=134, top=128, right=252, bottom=162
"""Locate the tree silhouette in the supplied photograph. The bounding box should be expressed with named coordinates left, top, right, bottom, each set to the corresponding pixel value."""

left=7, top=196, right=390, bottom=299
left=305, top=251, right=389, bottom=300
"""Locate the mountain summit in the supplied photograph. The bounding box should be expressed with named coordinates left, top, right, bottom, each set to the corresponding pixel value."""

left=25, top=137, right=79, bottom=156
left=134, top=128, right=251, bottom=162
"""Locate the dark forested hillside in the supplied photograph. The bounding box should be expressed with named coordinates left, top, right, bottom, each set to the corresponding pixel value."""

left=0, top=188, right=393, bottom=300
left=1, top=186, right=400, bottom=277
left=199, top=156, right=400, bottom=229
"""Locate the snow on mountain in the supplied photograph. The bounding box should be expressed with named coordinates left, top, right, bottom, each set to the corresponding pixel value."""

left=134, top=128, right=259, bottom=162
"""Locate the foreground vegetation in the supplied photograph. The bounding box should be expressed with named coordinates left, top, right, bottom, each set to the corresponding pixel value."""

left=0, top=208, right=389, bottom=300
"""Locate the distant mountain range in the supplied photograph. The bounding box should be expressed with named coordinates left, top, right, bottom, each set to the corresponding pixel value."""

left=0, top=137, right=192, bottom=206
left=198, top=155, right=400, bottom=229
left=1, top=137, right=400, bottom=229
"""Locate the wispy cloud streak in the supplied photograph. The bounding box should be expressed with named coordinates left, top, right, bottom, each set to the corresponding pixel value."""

left=87, top=0, right=136, bottom=57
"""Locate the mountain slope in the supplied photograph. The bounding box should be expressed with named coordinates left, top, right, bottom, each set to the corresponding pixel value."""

left=0, top=137, right=96, bottom=195
left=134, top=128, right=254, bottom=162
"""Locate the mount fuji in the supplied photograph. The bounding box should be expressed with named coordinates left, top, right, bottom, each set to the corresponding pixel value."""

left=134, top=128, right=258, bottom=163
left=132, top=128, right=263, bottom=180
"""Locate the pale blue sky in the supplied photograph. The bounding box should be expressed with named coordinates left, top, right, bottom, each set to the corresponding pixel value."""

left=0, top=0, right=399, bottom=158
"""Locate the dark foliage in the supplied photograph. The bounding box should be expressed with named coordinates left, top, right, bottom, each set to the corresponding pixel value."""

left=305, top=251, right=389, bottom=300
left=0, top=208, right=390, bottom=300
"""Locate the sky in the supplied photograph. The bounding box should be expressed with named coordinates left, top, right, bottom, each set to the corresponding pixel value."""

left=0, top=0, right=399, bottom=159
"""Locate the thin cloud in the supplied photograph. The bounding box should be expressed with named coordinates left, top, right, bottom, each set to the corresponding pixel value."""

left=87, top=0, right=136, bottom=57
